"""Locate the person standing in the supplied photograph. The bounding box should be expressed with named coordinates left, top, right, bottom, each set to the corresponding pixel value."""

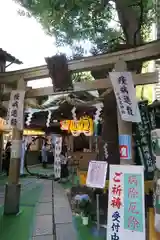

left=4, top=141, right=11, bottom=176
left=60, top=145, right=69, bottom=182
left=42, top=141, right=48, bottom=168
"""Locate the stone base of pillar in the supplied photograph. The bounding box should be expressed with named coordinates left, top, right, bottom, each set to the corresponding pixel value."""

left=4, top=183, right=21, bottom=215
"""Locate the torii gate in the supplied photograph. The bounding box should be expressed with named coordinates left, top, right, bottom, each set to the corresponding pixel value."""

left=1, top=39, right=160, bottom=100
left=1, top=39, right=160, bottom=238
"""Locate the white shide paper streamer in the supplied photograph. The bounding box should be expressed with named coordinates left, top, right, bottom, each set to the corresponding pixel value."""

left=26, top=109, right=33, bottom=126
left=71, top=106, right=77, bottom=120
left=94, top=103, right=103, bottom=123
left=103, top=142, right=109, bottom=159
left=46, top=110, right=52, bottom=127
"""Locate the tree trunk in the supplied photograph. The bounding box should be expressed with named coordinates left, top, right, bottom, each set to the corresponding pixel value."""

left=116, top=0, right=144, bottom=73
left=99, top=91, right=120, bottom=163
left=91, top=69, right=120, bottom=167
left=115, top=0, right=143, bottom=45
left=91, top=1, right=144, bottom=169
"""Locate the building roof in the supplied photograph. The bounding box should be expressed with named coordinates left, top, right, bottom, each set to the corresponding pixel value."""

left=0, top=48, right=22, bottom=64
left=24, top=91, right=102, bottom=129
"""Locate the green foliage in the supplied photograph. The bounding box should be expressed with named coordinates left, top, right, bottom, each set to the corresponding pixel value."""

left=72, top=72, right=94, bottom=83
left=136, top=84, right=154, bottom=104
left=16, top=0, right=155, bottom=54
left=79, top=199, right=92, bottom=217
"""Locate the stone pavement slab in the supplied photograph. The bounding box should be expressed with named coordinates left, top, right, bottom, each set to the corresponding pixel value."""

left=32, top=235, right=54, bottom=240
left=56, top=223, right=77, bottom=240
left=38, top=195, right=52, bottom=203
left=53, top=182, right=77, bottom=240
left=32, top=180, right=54, bottom=240
left=36, top=202, right=52, bottom=215
left=54, top=206, right=72, bottom=224
left=32, top=215, right=53, bottom=236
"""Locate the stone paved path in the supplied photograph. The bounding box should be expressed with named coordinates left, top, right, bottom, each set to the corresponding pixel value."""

left=0, top=177, right=77, bottom=240
left=32, top=180, right=54, bottom=240
left=53, top=182, right=77, bottom=240
left=32, top=181, right=77, bottom=240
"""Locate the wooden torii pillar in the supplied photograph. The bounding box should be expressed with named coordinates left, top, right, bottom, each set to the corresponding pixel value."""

left=4, top=78, right=26, bottom=215
left=114, top=59, right=134, bottom=164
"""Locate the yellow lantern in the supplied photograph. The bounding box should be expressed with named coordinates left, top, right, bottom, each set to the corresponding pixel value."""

left=70, top=120, right=81, bottom=136
left=81, top=116, right=93, bottom=136
left=60, top=120, right=70, bottom=130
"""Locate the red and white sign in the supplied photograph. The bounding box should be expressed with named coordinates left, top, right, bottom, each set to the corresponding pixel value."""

left=119, top=135, right=132, bottom=160
left=119, top=145, right=128, bottom=159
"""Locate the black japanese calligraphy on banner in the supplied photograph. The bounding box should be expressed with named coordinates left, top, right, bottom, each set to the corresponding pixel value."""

left=11, top=93, right=20, bottom=127
left=7, top=91, right=25, bottom=130
left=118, top=76, right=133, bottom=116
left=119, top=75, right=135, bottom=117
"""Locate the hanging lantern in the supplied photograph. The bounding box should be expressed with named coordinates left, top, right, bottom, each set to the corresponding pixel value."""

left=82, top=116, right=94, bottom=136
left=70, top=120, right=81, bottom=137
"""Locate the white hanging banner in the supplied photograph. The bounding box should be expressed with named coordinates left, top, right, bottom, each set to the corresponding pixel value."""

left=109, top=72, right=141, bottom=122
left=86, top=161, right=108, bottom=188
left=20, top=136, right=29, bottom=175
left=107, top=165, right=145, bottom=240
left=7, top=90, right=25, bottom=130
left=54, top=136, right=62, bottom=178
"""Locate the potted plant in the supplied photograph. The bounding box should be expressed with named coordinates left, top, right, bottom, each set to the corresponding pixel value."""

left=79, top=195, right=91, bottom=225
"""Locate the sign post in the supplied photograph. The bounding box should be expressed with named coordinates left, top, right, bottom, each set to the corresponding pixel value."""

left=86, top=160, right=108, bottom=232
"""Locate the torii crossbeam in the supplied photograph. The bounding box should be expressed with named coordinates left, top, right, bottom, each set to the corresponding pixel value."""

left=1, top=40, right=160, bottom=99
left=0, top=39, right=160, bottom=83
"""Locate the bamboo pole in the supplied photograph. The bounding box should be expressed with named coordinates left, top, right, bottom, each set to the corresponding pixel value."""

left=149, top=208, right=158, bottom=240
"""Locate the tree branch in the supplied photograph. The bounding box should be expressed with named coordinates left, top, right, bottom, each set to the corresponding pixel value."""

left=101, top=0, right=110, bottom=7
left=133, top=0, right=144, bottom=45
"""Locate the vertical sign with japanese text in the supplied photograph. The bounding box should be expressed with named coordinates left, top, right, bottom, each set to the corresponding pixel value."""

left=109, top=72, right=141, bottom=122
left=7, top=90, right=25, bottom=130
left=54, top=136, right=62, bottom=178
left=107, top=168, right=123, bottom=240
left=107, top=165, right=145, bottom=240
left=124, top=174, right=143, bottom=232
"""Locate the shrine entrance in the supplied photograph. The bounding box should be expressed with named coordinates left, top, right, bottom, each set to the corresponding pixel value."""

left=1, top=40, right=160, bottom=239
